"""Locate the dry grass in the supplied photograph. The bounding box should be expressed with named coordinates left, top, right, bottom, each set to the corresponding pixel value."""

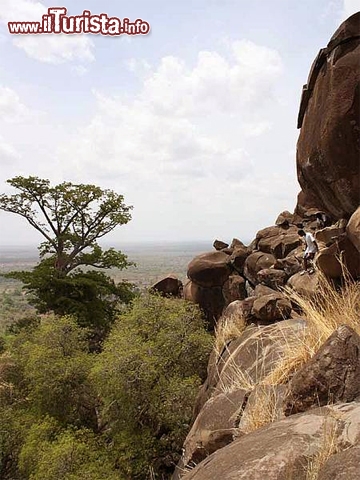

left=264, top=272, right=360, bottom=385
left=212, top=272, right=359, bottom=436
left=240, top=384, right=280, bottom=434
left=214, top=313, right=246, bottom=355
left=217, top=359, right=257, bottom=394
left=305, top=416, right=340, bottom=480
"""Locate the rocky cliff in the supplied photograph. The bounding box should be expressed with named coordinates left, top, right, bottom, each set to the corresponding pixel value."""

left=171, top=12, right=360, bottom=480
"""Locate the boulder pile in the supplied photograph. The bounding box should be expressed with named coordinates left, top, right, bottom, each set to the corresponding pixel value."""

left=172, top=12, right=360, bottom=480
left=183, top=204, right=359, bottom=327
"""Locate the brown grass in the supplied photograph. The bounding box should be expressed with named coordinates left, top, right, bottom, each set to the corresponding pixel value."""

left=264, top=272, right=360, bottom=385
left=305, top=415, right=340, bottom=480
left=217, top=359, right=257, bottom=394
left=240, top=384, right=280, bottom=434
left=214, top=313, right=246, bottom=355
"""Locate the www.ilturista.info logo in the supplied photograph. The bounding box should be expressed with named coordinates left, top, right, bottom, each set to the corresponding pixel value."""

left=8, top=7, right=151, bottom=36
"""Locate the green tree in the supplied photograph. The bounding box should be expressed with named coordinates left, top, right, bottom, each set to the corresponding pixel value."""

left=3, top=315, right=97, bottom=428
left=19, top=422, right=123, bottom=480
left=0, top=176, right=134, bottom=334
left=92, top=294, right=213, bottom=479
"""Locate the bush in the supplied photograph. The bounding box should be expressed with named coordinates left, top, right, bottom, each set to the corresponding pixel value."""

left=5, top=315, right=97, bottom=428
left=19, top=420, right=123, bottom=480
left=92, top=294, right=213, bottom=479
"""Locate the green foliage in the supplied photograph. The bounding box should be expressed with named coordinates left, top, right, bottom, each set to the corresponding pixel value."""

left=0, top=176, right=134, bottom=335
left=6, top=315, right=97, bottom=428
left=92, top=294, right=212, bottom=478
left=19, top=422, right=122, bottom=480
left=0, top=176, right=132, bottom=276
left=0, top=406, right=37, bottom=480
left=8, top=265, right=135, bottom=336
left=0, top=293, right=213, bottom=479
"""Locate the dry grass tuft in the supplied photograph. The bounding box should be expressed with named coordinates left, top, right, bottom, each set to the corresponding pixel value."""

left=214, top=313, right=246, bottom=355
left=264, top=272, right=360, bottom=385
left=217, top=359, right=257, bottom=394
left=240, top=385, right=280, bottom=434
left=305, top=416, right=340, bottom=480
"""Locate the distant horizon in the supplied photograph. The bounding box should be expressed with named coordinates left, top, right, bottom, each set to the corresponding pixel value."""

left=0, top=238, right=253, bottom=252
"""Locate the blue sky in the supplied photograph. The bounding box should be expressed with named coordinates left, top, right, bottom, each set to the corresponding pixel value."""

left=0, top=0, right=359, bottom=246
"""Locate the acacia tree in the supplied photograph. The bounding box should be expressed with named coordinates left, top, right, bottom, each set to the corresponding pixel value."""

left=0, top=176, right=135, bottom=334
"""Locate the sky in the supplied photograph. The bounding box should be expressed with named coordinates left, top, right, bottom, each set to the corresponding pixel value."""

left=0, top=0, right=359, bottom=247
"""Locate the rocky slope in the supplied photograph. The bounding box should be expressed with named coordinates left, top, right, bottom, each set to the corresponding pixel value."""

left=169, top=12, right=360, bottom=480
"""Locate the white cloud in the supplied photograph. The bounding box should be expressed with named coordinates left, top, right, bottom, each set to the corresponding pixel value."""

left=62, top=40, right=283, bottom=187
left=0, top=0, right=95, bottom=64
left=341, top=0, right=360, bottom=19
left=0, top=136, right=20, bottom=162
left=0, top=85, right=30, bottom=122
left=71, top=65, right=89, bottom=76
left=53, top=39, right=294, bottom=242
left=0, top=38, right=295, bottom=242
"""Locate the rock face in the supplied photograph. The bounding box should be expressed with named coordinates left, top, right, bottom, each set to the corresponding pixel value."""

left=151, top=275, right=183, bottom=297
left=188, top=252, right=231, bottom=288
left=176, top=14, right=360, bottom=480
left=296, top=12, right=360, bottom=220
left=347, top=207, right=360, bottom=253
left=181, top=403, right=360, bottom=480
left=252, top=293, right=292, bottom=322
left=318, top=446, right=360, bottom=480
left=284, top=326, right=360, bottom=415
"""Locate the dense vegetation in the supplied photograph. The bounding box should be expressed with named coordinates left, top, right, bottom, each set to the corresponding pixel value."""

left=0, top=177, right=213, bottom=478
left=0, top=176, right=135, bottom=341
left=0, top=295, right=212, bottom=479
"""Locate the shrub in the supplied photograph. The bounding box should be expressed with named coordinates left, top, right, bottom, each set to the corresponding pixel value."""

left=19, top=420, right=123, bottom=480
left=6, top=315, right=97, bottom=428
left=92, top=294, right=213, bottom=478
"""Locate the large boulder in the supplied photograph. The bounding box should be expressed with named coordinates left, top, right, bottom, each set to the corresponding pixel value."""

left=181, top=403, right=360, bottom=480
left=316, top=243, right=343, bottom=278
left=255, top=225, right=300, bottom=259
left=257, top=268, right=287, bottom=289
left=252, top=293, right=292, bottom=323
left=287, top=270, right=321, bottom=297
left=347, top=207, right=360, bottom=253
left=222, top=297, right=257, bottom=323
left=222, top=274, right=247, bottom=305
left=296, top=12, right=360, bottom=220
left=187, top=251, right=231, bottom=288
left=315, top=225, right=346, bottom=247
left=213, top=239, right=229, bottom=251
left=275, top=210, right=294, bottom=226
left=318, top=446, right=360, bottom=480
left=237, top=384, right=286, bottom=434
left=284, top=325, right=360, bottom=415
left=243, top=252, right=276, bottom=286
left=172, top=389, right=246, bottom=478
left=150, top=274, right=183, bottom=297
left=183, top=280, right=224, bottom=327
left=227, top=246, right=250, bottom=274
left=274, top=247, right=303, bottom=277
left=316, top=236, right=360, bottom=279
left=213, top=320, right=305, bottom=395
